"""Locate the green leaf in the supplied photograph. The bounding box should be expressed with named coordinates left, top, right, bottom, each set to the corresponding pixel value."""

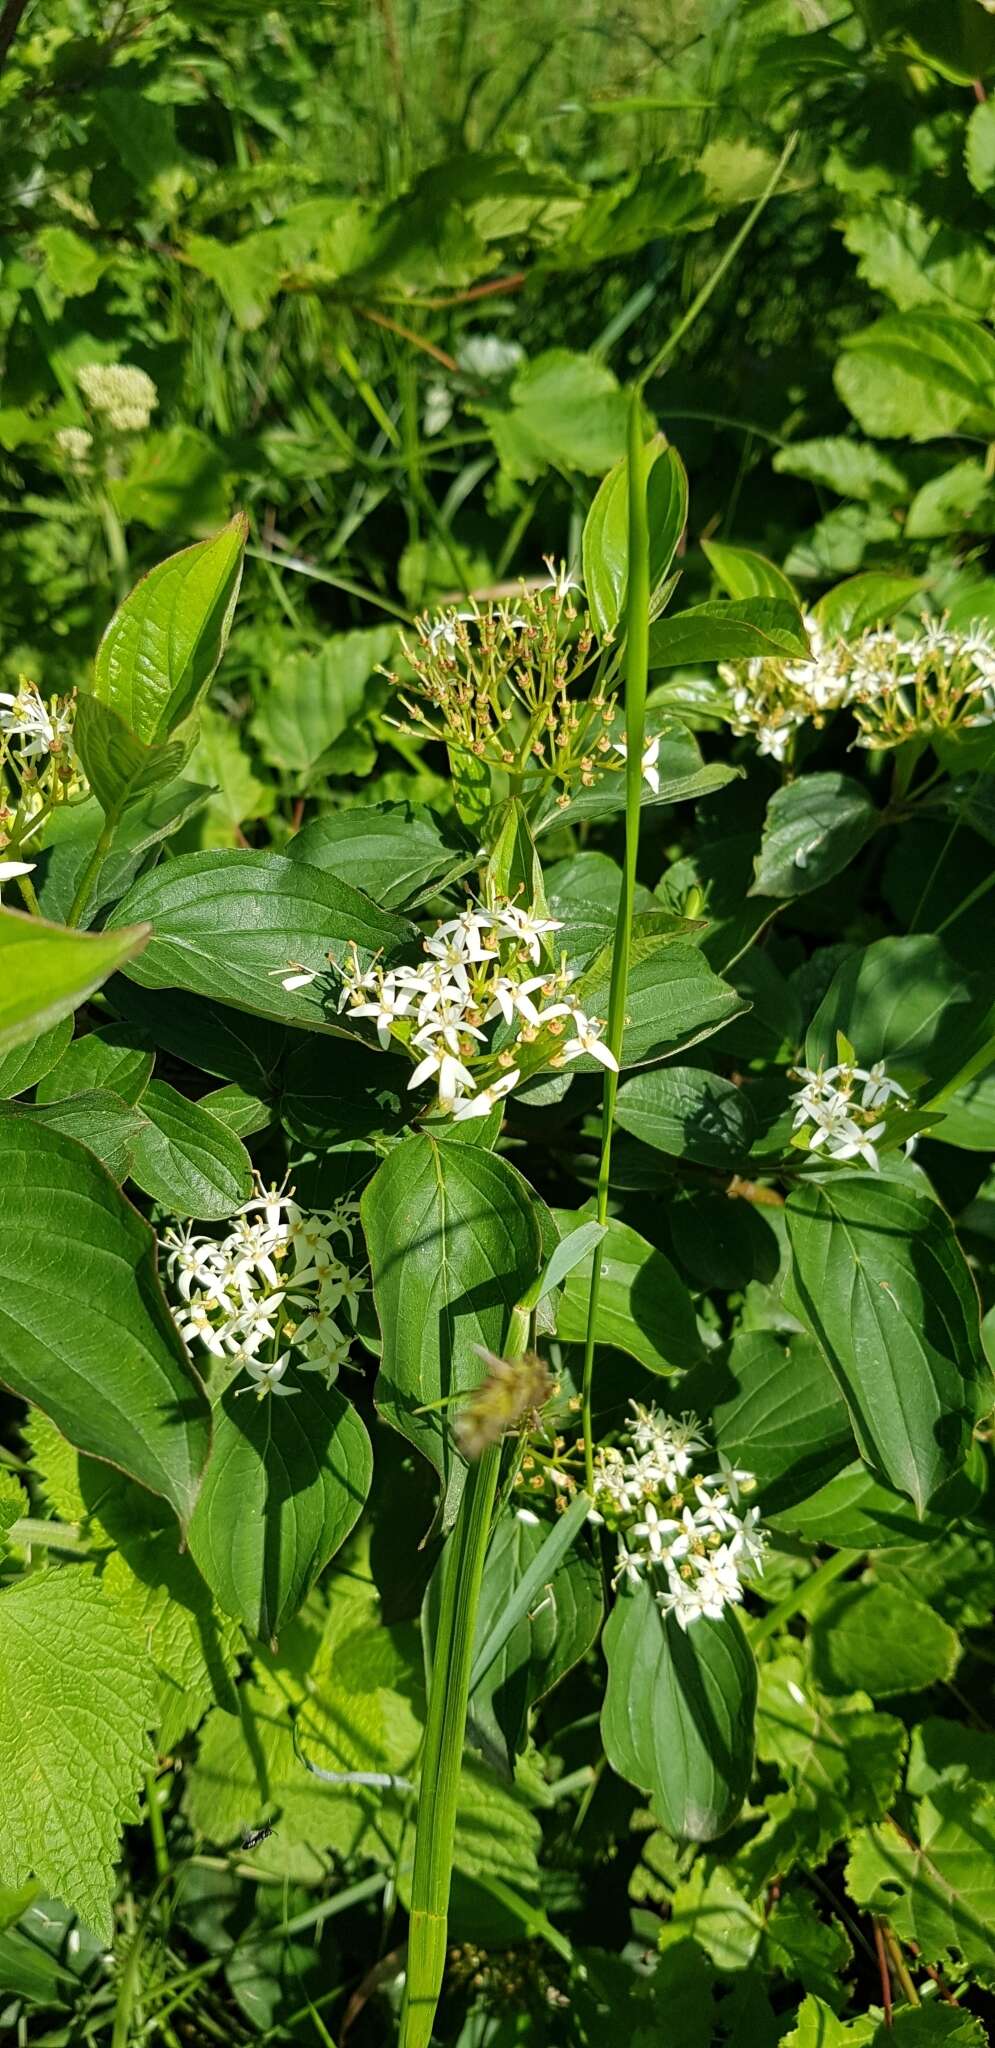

left=812, top=571, right=926, bottom=637
left=705, top=1329, right=856, bottom=1512
left=73, top=694, right=188, bottom=818
left=928, top=1064, right=995, bottom=1150
left=0, top=1570, right=154, bottom=1941
left=781, top=1996, right=875, bottom=2047
left=846, top=1802, right=995, bottom=1971
left=649, top=598, right=807, bottom=669
left=615, top=1066, right=755, bottom=1169
left=553, top=1210, right=702, bottom=1372
left=785, top=1174, right=984, bottom=1513
left=835, top=310, right=995, bottom=442
left=36, top=781, right=214, bottom=928
left=810, top=1583, right=959, bottom=1699
left=3, top=1089, right=145, bottom=1181
left=756, top=1652, right=906, bottom=1837
left=35, top=1024, right=153, bottom=1107
left=572, top=933, right=746, bottom=1069
left=772, top=437, right=910, bottom=506
left=127, top=1079, right=253, bottom=1220
left=701, top=539, right=798, bottom=605
left=37, top=224, right=112, bottom=297
left=363, top=1135, right=542, bottom=1505
left=601, top=1582, right=756, bottom=1841
left=518, top=1219, right=607, bottom=1313
left=250, top=629, right=394, bottom=775
left=0, top=908, right=150, bottom=1056
left=752, top=774, right=879, bottom=899
left=805, top=934, right=973, bottom=1087
left=110, top=426, right=231, bottom=535
left=106, top=848, right=417, bottom=1032
left=188, top=1378, right=372, bottom=1641
left=287, top=803, right=466, bottom=909
left=480, top=348, right=630, bottom=480
left=0, top=1121, right=210, bottom=1524
left=92, top=515, right=247, bottom=744
left=0, top=1017, right=73, bottom=1100
left=582, top=438, right=688, bottom=639
left=768, top=1456, right=978, bottom=1551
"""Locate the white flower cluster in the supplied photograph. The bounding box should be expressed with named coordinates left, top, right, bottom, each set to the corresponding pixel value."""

left=54, top=426, right=94, bottom=466
left=722, top=613, right=995, bottom=760
left=162, top=1181, right=363, bottom=1398
left=77, top=361, right=158, bottom=433
left=0, top=679, right=75, bottom=763
left=592, top=1405, right=764, bottom=1630
left=277, top=900, right=618, bottom=1120
left=790, top=1055, right=908, bottom=1172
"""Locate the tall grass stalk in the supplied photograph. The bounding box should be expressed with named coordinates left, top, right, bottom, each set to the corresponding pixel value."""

left=581, top=398, right=650, bottom=1496
left=399, top=1310, right=531, bottom=2044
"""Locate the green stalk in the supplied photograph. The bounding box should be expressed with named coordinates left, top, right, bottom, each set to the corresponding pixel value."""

left=399, top=1439, right=502, bottom=2048
left=580, top=398, right=650, bottom=1496
left=66, top=814, right=116, bottom=928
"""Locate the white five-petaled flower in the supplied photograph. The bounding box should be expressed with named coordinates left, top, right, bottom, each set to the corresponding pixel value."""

left=0, top=858, right=35, bottom=896
left=613, top=731, right=662, bottom=796
left=561, top=1008, right=618, bottom=1071
left=452, top=1068, right=521, bottom=1122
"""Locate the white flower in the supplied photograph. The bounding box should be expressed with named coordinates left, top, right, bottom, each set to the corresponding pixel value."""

left=242, top=1352, right=296, bottom=1398
left=0, top=684, right=67, bottom=760
left=823, top=1118, right=885, bottom=1171
left=485, top=974, right=551, bottom=1028
left=458, top=333, right=524, bottom=380
left=408, top=1044, right=478, bottom=1108
left=0, top=858, right=35, bottom=896
left=539, top=557, right=582, bottom=603
left=54, top=426, right=93, bottom=465
left=856, top=1060, right=909, bottom=1111
left=613, top=731, right=662, bottom=796
left=350, top=981, right=418, bottom=1048
left=492, top=903, right=563, bottom=964
left=452, top=1068, right=521, bottom=1121
left=560, top=1008, right=618, bottom=1072
left=515, top=1506, right=541, bottom=1527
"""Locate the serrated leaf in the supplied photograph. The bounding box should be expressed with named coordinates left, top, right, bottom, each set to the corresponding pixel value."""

left=101, top=1539, right=241, bottom=1749
left=846, top=1799, right=995, bottom=1970
left=106, top=849, right=418, bottom=1033
left=92, top=515, right=247, bottom=744
left=785, top=1174, right=984, bottom=1513
left=756, top=1653, right=906, bottom=1832
left=0, top=909, right=150, bottom=1057
left=0, top=1121, right=211, bottom=1524
left=0, top=1570, right=154, bottom=1940
left=811, top=1583, right=960, bottom=1700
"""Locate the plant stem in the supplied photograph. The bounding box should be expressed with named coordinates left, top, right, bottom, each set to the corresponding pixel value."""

left=15, top=868, right=40, bottom=914
left=144, top=1767, right=171, bottom=1886
left=749, top=1547, right=856, bottom=1645
left=580, top=396, right=650, bottom=1495
left=100, top=491, right=130, bottom=605
left=399, top=1439, right=502, bottom=2048
left=66, top=814, right=116, bottom=927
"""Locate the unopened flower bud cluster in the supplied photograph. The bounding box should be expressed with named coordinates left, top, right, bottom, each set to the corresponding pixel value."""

left=386, top=573, right=624, bottom=808
left=790, top=1054, right=908, bottom=1172
left=592, top=1405, right=765, bottom=1631
left=720, top=613, right=995, bottom=761
left=278, top=898, right=618, bottom=1120
left=162, top=1181, right=364, bottom=1398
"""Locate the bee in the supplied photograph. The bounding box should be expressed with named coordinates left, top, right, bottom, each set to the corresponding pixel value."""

left=453, top=1348, right=553, bottom=1459
left=239, top=1821, right=276, bottom=1852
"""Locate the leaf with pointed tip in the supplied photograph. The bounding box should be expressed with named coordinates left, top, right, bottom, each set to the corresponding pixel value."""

left=92, top=515, right=247, bottom=743
left=0, top=909, right=150, bottom=1057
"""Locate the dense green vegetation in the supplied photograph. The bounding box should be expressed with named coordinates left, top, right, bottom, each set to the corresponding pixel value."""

left=7, top=2, right=995, bottom=2043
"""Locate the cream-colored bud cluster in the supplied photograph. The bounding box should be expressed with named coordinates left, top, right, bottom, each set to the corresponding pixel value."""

left=76, top=361, right=158, bottom=433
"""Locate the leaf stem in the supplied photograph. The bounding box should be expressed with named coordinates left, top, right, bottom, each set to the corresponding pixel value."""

left=748, top=1547, right=856, bottom=1645
left=580, top=397, right=650, bottom=1496
left=66, top=814, right=116, bottom=928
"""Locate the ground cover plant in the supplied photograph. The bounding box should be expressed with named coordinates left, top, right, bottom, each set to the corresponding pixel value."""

left=8, top=1, right=995, bottom=2043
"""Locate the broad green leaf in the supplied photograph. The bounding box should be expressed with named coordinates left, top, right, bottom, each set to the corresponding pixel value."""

left=92, top=514, right=247, bottom=744
left=582, top=438, right=688, bottom=639
left=812, top=571, right=925, bottom=637
left=545, top=719, right=739, bottom=830
left=769, top=1455, right=982, bottom=1551
left=0, top=1570, right=154, bottom=1941
left=363, top=1135, right=541, bottom=1503
left=280, top=1034, right=407, bottom=1145
left=36, top=1025, right=153, bottom=1107
left=0, top=908, right=150, bottom=1057
left=3, top=1090, right=145, bottom=1181
left=602, top=1581, right=756, bottom=1841
left=785, top=1174, right=984, bottom=1513
left=811, top=1583, right=959, bottom=1699
left=35, top=781, right=214, bottom=928
left=546, top=849, right=660, bottom=962
left=107, top=848, right=417, bottom=1032
left=752, top=774, right=879, bottom=899
left=756, top=1653, right=906, bottom=1839
left=250, top=629, right=394, bottom=775
left=128, top=1079, right=253, bottom=1220
left=37, top=224, right=111, bottom=296
left=480, top=347, right=630, bottom=480
left=188, top=1379, right=372, bottom=1641
left=571, top=933, right=746, bottom=1069
left=107, top=981, right=289, bottom=1093
left=110, top=425, right=231, bottom=535
left=287, top=802, right=466, bottom=909
left=484, top=798, right=547, bottom=917
left=615, top=1066, right=755, bottom=1169
left=648, top=598, right=807, bottom=669
left=805, top=934, right=973, bottom=1087
left=931, top=1064, right=995, bottom=1149
left=781, top=1996, right=875, bottom=2047
left=846, top=1801, right=995, bottom=1971
left=835, top=310, right=995, bottom=442
left=772, top=437, right=910, bottom=506
left=73, top=694, right=188, bottom=819
left=0, top=1017, right=73, bottom=1100
left=200, top=1084, right=272, bottom=1139
left=0, top=1121, right=211, bottom=1523
left=701, top=539, right=798, bottom=605
left=705, top=1329, right=856, bottom=1512
left=553, top=1210, right=702, bottom=1372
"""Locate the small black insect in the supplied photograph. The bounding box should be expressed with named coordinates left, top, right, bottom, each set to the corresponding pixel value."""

left=240, top=1822, right=276, bottom=1852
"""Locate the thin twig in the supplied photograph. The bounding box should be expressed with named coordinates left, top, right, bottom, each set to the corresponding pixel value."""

left=354, top=304, right=459, bottom=373
left=874, top=1916, right=894, bottom=2028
